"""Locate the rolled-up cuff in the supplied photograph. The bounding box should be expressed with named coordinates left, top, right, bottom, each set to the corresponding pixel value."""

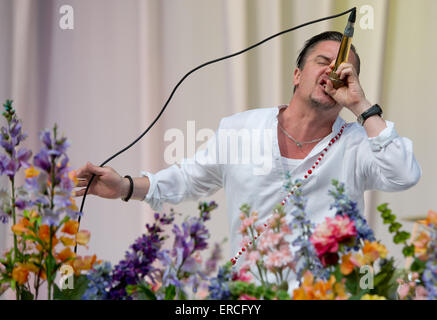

left=368, top=120, right=398, bottom=152
left=140, top=170, right=162, bottom=211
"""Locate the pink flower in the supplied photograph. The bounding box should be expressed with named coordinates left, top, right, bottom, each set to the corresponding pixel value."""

left=414, top=286, right=428, bottom=300
left=398, top=283, right=410, bottom=299
left=239, top=216, right=257, bottom=234
left=265, top=247, right=293, bottom=271
left=232, top=268, right=253, bottom=283
left=310, top=215, right=357, bottom=261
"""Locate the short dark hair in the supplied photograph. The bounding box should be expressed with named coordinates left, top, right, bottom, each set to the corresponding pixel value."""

left=294, top=31, right=361, bottom=92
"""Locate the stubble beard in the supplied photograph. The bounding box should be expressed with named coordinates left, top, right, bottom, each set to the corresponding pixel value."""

left=309, top=91, right=336, bottom=111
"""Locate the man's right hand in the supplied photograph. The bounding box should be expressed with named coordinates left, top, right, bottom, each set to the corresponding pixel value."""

left=74, top=162, right=128, bottom=199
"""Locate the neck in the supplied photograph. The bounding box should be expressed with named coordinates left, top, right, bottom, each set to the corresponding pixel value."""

left=279, top=96, right=339, bottom=141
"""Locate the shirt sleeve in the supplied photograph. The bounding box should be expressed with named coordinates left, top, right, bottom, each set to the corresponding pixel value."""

left=358, top=120, right=422, bottom=191
left=141, top=120, right=224, bottom=211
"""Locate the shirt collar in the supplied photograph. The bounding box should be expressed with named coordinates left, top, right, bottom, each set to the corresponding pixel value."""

left=274, top=105, right=346, bottom=160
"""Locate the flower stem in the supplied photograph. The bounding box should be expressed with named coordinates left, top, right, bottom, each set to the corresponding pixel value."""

left=47, top=156, right=56, bottom=300
left=10, top=177, right=21, bottom=300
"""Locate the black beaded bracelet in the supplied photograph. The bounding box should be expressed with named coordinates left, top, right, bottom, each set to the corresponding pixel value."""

left=122, top=175, right=134, bottom=202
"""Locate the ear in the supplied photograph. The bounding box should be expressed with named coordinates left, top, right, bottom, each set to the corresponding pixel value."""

left=293, top=67, right=301, bottom=87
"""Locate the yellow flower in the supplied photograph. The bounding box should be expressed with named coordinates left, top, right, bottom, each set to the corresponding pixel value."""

left=72, top=255, right=96, bottom=275
left=363, top=241, right=388, bottom=262
left=62, top=220, right=79, bottom=235
left=76, top=230, right=91, bottom=246
left=361, top=294, right=386, bottom=300
left=11, top=218, right=32, bottom=236
left=25, top=165, right=39, bottom=178
left=418, top=210, right=437, bottom=227
left=69, top=197, right=78, bottom=211
left=60, top=236, right=76, bottom=247
left=68, top=169, right=78, bottom=187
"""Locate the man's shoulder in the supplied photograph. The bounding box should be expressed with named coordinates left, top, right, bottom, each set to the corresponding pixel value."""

left=219, top=106, right=278, bottom=129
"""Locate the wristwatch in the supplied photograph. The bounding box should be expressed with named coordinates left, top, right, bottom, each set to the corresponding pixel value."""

left=357, top=104, right=383, bottom=125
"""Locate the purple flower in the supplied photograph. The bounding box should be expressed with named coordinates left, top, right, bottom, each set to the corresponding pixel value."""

left=39, top=130, right=52, bottom=149
left=16, top=148, right=32, bottom=168
left=4, top=158, right=18, bottom=179
left=0, top=212, right=8, bottom=224
left=107, top=213, right=175, bottom=300
left=33, top=149, right=51, bottom=172
left=41, top=208, right=60, bottom=226
left=204, top=242, right=223, bottom=276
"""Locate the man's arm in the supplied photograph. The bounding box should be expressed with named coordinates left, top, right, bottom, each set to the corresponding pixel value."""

left=120, top=176, right=150, bottom=201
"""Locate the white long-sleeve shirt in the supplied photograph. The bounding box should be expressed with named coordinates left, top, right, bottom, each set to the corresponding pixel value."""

left=141, top=105, right=421, bottom=261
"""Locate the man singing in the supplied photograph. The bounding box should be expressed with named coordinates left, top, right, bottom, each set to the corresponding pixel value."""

left=75, top=31, right=421, bottom=278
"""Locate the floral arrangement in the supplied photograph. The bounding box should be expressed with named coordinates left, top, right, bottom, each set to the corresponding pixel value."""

left=1, top=98, right=435, bottom=300
left=79, top=202, right=224, bottom=300
left=0, top=100, right=95, bottom=300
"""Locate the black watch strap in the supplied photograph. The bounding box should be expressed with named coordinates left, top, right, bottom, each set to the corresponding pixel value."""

left=357, top=104, right=383, bottom=125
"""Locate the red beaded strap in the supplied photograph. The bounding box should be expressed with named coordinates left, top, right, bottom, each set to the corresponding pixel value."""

left=231, top=124, right=347, bottom=265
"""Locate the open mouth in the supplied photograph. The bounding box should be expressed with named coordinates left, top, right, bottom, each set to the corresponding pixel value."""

left=319, top=79, right=329, bottom=94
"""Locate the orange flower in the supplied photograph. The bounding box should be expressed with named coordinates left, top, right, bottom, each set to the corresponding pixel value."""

left=340, top=253, right=355, bottom=275
left=414, top=231, right=431, bottom=260
left=418, top=210, right=437, bottom=227
left=60, top=236, right=76, bottom=247
left=12, top=265, right=29, bottom=285
left=69, top=197, right=78, bottom=211
left=349, top=253, right=366, bottom=267
left=62, top=220, right=79, bottom=235
left=25, top=165, right=39, bottom=178
left=11, top=218, right=32, bottom=236
left=72, top=255, right=96, bottom=275
left=68, top=170, right=78, bottom=187
left=362, top=241, right=388, bottom=263
left=76, top=230, right=91, bottom=246
left=18, top=262, right=39, bottom=274
left=292, top=271, right=347, bottom=300
left=57, top=247, right=76, bottom=262
left=37, top=225, right=58, bottom=249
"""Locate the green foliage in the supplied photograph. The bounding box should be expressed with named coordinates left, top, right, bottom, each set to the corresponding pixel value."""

left=228, top=280, right=289, bottom=300
left=53, top=275, right=89, bottom=300
left=377, top=203, right=413, bottom=256
left=165, top=285, right=176, bottom=300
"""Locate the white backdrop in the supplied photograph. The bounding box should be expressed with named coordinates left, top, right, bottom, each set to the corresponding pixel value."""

left=0, top=0, right=434, bottom=298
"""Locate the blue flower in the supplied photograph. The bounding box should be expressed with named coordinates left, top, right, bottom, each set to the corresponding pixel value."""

left=208, top=266, right=231, bottom=300
left=82, top=262, right=112, bottom=300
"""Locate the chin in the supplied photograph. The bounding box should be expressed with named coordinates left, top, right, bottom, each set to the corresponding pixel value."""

left=309, top=94, right=336, bottom=111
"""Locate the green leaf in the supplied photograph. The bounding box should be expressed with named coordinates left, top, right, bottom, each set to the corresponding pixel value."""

left=178, top=289, right=188, bottom=300
left=23, top=210, right=30, bottom=219
left=402, top=245, right=415, bottom=257
left=410, top=258, right=426, bottom=273
left=377, top=203, right=389, bottom=212
left=389, top=222, right=402, bottom=233
left=20, top=288, right=34, bottom=300
left=164, top=285, right=176, bottom=300
left=135, top=285, right=157, bottom=300
left=53, top=275, right=89, bottom=300
left=276, top=290, right=290, bottom=300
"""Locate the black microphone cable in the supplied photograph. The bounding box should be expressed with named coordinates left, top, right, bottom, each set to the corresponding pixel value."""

left=74, top=7, right=357, bottom=253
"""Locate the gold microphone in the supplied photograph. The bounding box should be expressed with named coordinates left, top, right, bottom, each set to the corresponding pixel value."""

left=329, top=8, right=356, bottom=89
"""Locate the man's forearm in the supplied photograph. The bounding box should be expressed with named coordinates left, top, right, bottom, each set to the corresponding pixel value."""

left=121, top=176, right=150, bottom=201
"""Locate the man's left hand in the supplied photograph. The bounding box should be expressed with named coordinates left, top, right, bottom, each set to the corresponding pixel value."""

left=324, top=61, right=371, bottom=116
